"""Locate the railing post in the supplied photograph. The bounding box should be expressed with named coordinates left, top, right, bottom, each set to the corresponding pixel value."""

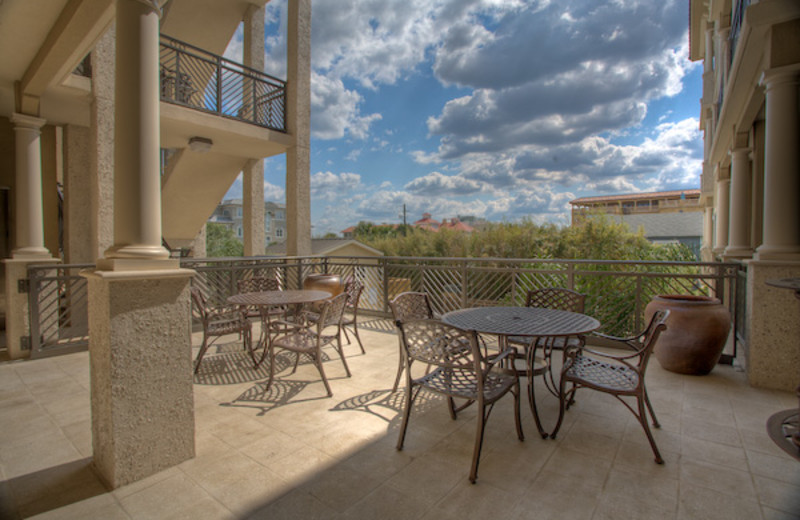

left=634, top=275, right=643, bottom=333
left=461, top=259, right=468, bottom=308
left=28, top=267, right=42, bottom=354
left=216, top=56, right=223, bottom=115
left=567, top=262, right=575, bottom=290
left=382, top=257, right=390, bottom=314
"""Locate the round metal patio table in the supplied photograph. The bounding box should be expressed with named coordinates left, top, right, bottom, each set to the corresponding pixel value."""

left=442, top=306, right=601, bottom=437
left=228, top=290, right=331, bottom=368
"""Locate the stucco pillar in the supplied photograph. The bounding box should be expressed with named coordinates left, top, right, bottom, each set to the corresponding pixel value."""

left=285, top=0, right=312, bottom=257
left=724, top=146, right=753, bottom=258
left=713, top=172, right=730, bottom=256
left=91, top=27, right=116, bottom=261
left=242, top=6, right=266, bottom=256
left=83, top=0, right=195, bottom=489
left=9, top=113, right=50, bottom=259
left=755, top=67, right=800, bottom=261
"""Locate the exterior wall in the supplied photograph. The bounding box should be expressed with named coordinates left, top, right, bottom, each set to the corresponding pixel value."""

left=690, top=0, right=800, bottom=389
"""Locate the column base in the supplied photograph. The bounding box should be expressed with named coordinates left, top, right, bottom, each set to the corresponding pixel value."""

left=83, top=267, right=196, bottom=488
left=744, top=259, right=800, bottom=391
left=755, top=244, right=800, bottom=261
left=723, top=246, right=754, bottom=260
left=11, top=247, right=53, bottom=260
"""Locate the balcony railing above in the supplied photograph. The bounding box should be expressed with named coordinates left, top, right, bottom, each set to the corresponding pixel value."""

left=159, top=34, right=286, bottom=132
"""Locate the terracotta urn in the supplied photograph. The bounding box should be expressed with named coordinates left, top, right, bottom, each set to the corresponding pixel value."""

left=645, top=295, right=731, bottom=375
left=303, top=273, right=343, bottom=297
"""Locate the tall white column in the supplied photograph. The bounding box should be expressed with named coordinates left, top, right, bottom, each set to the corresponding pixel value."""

left=755, top=67, right=800, bottom=261
left=102, top=0, right=169, bottom=265
left=713, top=173, right=730, bottom=256
left=9, top=113, right=51, bottom=258
left=725, top=146, right=753, bottom=258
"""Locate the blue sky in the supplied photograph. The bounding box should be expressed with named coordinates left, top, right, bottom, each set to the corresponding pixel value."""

left=224, top=0, right=703, bottom=236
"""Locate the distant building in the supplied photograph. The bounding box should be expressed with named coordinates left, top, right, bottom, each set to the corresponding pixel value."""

left=209, top=199, right=286, bottom=248
left=570, top=190, right=703, bottom=257
left=413, top=212, right=440, bottom=231
left=440, top=218, right=475, bottom=233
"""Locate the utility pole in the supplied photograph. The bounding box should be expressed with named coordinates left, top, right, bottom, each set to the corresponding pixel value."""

left=400, top=204, right=407, bottom=236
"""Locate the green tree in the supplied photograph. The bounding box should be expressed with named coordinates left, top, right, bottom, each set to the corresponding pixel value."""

left=206, top=223, right=243, bottom=257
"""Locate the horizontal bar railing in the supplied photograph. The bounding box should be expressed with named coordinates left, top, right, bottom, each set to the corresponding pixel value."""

left=26, top=256, right=739, bottom=357
left=159, top=34, right=286, bottom=131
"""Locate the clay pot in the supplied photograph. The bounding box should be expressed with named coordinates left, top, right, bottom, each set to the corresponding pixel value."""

left=303, top=273, right=343, bottom=297
left=645, top=295, right=731, bottom=375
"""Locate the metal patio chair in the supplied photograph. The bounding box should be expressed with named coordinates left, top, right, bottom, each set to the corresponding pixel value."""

left=550, top=310, right=670, bottom=463
left=389, top=292, right=435, bottom=392
left=267, top=293, right=350, bottom=397
left=395, top=319, right=523, bottom=483
left=507, top=287, right=587, bottom=437
left=191, top=287, right=254, bottom=374
left=341, top=278, right=365, bottom=354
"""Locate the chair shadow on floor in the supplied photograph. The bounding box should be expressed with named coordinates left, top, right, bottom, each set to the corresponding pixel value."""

left=329, top=387, right=451, bottom=426
left=220, top=351, right=351, bottom=415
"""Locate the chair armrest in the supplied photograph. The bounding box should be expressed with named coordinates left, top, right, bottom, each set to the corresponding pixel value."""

left=487, top=346, right=517, bottom=367
left=573, top=345, right=643, bottom=362
left=593, top=331, right=642, bottom=347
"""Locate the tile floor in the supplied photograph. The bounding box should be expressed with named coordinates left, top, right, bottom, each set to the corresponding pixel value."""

left=1, top=319, right=799, bottom=519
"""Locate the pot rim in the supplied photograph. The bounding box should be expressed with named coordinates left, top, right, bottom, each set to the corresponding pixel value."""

left=652, top=294, right=722, bottom=305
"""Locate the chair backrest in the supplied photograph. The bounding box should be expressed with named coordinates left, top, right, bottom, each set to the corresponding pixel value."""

left=237, top=276, right=279, bottom=294
left=635, top=309, right=670, bottom=374
left=318, top=293, right=349, bottom=330
left=390, top=292, right=434, bottom=322
left=525, top=288, right=586, bottom=313
left=396, top=319, right=484, bottom=380
left=190, top=287, right=208, bottom=323
left=344, top=279, right=364, bottom=308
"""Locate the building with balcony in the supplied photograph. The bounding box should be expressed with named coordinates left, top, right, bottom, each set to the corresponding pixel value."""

left=0, top=0, right=311, bottom=488
left=210, top=199, right=286, bottom=249
left=570, top=190, right=704, bottom=257
left=689, top=0, right=800, bottom=389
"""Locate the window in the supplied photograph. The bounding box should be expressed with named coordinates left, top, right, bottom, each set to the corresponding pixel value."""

left=276, top=210, right=284, bottom=220
left=237, top=227, right=242, bottom=237
left=276, top=228, right=283, bottom=238
left=236, top=208, right=242, bottom=217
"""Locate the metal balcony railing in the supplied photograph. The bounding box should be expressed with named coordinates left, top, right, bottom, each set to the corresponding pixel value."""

left=159, top=34, right=286, bottom=132
left=25, top=256, right=740, bottom=360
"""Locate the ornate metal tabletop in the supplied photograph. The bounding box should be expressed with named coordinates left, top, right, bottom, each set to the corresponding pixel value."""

left=441, top=306, right=601, bottom=337
left=227, top=289, right=331, bottom=307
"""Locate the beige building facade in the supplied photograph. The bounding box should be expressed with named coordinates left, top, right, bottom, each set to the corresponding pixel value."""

left=690, top=0, right=800, bottom=389
left=0, top=0, right=311, bottom=487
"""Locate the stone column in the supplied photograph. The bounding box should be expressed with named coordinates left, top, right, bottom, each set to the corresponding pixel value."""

left=755, top=67, right=800, bottom=261
left=724, top=146, right=753, bottom=258
left=83, top=0, right=195, bottom=489
left=285, top=0, right=312, bottom=257
left=91, top=27, right=116, bottom=261
left=242, top=5, right=266, bottom=256
left=102, top=0, right=169, bottom=265
left=713, top=170, right=730, bottom=256
left=9, top=113, right=50, bottom=259
left=4, top=113, right=58, bottom=360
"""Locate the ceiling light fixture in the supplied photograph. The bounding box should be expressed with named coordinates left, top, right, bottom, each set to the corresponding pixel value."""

left=188, top=136, right=213, bottom=153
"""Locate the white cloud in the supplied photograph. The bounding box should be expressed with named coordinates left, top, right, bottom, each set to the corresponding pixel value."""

left=311, top=171, right=362, bottom=202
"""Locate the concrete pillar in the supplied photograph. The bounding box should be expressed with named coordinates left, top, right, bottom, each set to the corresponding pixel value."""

left=242, top=5, right=266, bottom=256
left=702, top=206, right=714, bottom=262
left=755, top=67, right=800, bottom=261
left=713, top=172, right=730, bottom=256
left=191, top=223, right=206, bottom=258
left=724, top=146, right=753, bottom=258
left=102, top=0, right=169, bottom=265
left=285, top=0, right=312, bottom=257
left=83, top=0, right=195, bottom=489
left=63, top=124, right=93, bottom=264
left=9, top=113, right=50, bottom=259
left=91, top=27, right=116, bottom=261
left=750, top=121, right=764, bottom=251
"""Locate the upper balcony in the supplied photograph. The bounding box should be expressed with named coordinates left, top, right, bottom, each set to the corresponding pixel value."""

left=159, top=34, right=286, bottom=133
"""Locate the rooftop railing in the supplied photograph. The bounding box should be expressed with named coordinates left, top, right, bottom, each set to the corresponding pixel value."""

left=159, top=34, right=286, bottom=132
